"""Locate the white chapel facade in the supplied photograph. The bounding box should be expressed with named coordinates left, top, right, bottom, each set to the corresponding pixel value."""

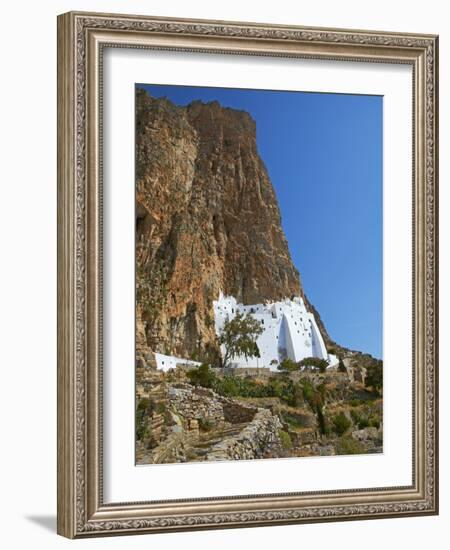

left=213, top=292, right=338, bottom=371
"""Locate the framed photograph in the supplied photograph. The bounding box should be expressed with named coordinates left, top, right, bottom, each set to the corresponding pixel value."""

left=57, top=11, right=439, bottom=538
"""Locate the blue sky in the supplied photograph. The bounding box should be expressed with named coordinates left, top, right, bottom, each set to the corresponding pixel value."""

left=137, top=84, right=383, bottom=359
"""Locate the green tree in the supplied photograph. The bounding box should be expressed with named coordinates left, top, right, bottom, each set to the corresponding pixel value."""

left=365, top=360, right=383, bottom=394
left=302, top=380, right=328, bottom=435
left=136, top=397, right=156, bottom=441
left=218, top=312, right=264, bottom=368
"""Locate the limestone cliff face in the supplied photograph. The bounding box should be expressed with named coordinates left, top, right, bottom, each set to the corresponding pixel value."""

left=136, top=89, right=306, bottom=360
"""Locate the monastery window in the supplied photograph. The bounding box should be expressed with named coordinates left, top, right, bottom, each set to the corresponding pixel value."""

left=251, top=308, right=255, bottom=313
left=261, top=319, right=264, bottom=325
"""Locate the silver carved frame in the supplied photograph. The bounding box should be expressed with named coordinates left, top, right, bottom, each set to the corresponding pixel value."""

left=57, top=11, right=439, bottom=538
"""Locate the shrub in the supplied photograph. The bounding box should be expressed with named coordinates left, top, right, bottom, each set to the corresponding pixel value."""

left=369, top=417, right=381, bottom=429
left=298, top=357, right=328, bottom=373
left=332, top=412, right=352, bottom=436
left=277, top=358, right=298, bottom=372
left=186, top=368, right=316, bottom=409
left=281, top=411, right=308, bottom=429
left=301, top=379, right=315, bottom=403
left=136, top=398, right=152, bottom=441
left=364, top=359, right=383, bottom=394
left=301, top=380, right=328, bottom=435
left=186, top=364, right=215, bottom=388
left=358, top=417, right=370, bottom=429
left=198, top=418, right=214, bottom=432
left=213, top=376, right=240, bottom=397
left=278, top=430, right=293, bottom=450
left=350, top=404, right=381, bottom=431
left=291, top=383, right=305, bottom=408
left=137, top=397, right=150, bottom=411
left=155, top=401, right=167, bottom=415
left=336, top=436, right=365, bottom=455
left=213, top=375, right=266, bottom=398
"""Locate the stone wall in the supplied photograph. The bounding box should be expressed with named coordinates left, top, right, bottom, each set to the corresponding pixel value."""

left=222, top=401, right=257, bottom=424
left=206, top=409, right=282, bottom=461
left=223, top=367, right=272, bottom=378
left=165, top=383, right=282, bottom=461
left=167, top=383, right=259, bottom=426
left=167, top=384, right=225, bottom=425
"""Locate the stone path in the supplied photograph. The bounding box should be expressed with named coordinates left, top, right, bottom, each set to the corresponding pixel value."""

left=186, top=422, right=250, bottom=459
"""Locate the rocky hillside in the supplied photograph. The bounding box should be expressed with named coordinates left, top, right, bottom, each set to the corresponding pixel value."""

left=136, top=366, right=383, bottom=464
left=136, top=88, right=317, bottom=361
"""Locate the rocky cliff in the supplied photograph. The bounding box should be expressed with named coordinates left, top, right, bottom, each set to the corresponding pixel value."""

left=136, top=88, right=320, bottom=361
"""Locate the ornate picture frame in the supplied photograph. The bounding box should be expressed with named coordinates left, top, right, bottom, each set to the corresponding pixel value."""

left=57, top=11, right=439, bottom=538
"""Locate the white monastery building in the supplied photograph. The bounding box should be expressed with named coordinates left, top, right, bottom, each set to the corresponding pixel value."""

left=153, top=352, right=201, bottom=372
left=213, top=292, right=338, bottom=372
left=153, top=292, right=337, bottom=372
